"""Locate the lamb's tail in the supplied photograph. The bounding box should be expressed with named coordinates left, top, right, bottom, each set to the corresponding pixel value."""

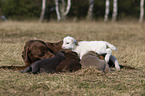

left=0, top=65, right=28, bottom=71
left=106, top=42, right=117, bottom=51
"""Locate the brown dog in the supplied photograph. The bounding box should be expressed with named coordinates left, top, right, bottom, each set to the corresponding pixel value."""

left=0, top=40, right=56, bottom=70
left=0, top=40, right=55, bottom=70
left=22, top=40, right=55, bottom=66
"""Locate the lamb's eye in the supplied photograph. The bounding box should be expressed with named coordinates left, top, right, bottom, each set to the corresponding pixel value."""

left=66, top=42, right=69, bottom=44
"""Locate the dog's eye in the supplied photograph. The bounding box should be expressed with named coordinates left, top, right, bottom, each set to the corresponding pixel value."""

left=66, top=42, right=69, bottom=44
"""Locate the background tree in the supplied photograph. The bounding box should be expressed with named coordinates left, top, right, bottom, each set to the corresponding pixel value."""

left=64, top=0, right=71, bottom=16
left=104, top=0, right=110, bottom=22
left=0, top=0, right=143, bottom=21
left=86, top=0, right=94, bottom=20
left=55, top=0, right=61, bottom=21
left=139, top=0, right=144, bottom=23
left=112, top=0, right=118, bottom=21
left=55, top=0, right=71, bottom=21
left=60, top=0, right=71, bottom=20
left=39, top=0, right=46, bottom=22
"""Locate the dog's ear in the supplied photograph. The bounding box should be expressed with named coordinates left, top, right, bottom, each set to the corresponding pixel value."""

left=22, top=48, right=31, bottom=66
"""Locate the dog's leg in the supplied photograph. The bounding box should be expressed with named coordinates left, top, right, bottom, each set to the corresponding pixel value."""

left=31, top=66, right=40, bottom=74
left=21, top=66, right=32, bottom=73
left=110, top=55, right=120, bottom=70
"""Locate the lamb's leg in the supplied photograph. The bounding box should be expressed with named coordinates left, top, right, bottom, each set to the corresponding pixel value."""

left=105, top=54, right=111, bottom=63
left=79, top=51, right=87, bottom=60
left=110, top=55, right=120, bottom=70
left=105, top=49, right=112, bottom=63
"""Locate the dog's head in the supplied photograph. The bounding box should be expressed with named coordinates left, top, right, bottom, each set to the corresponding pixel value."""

left=62, top=36, right=78, bottom=50
left=22, top=40, right=55, bottom=66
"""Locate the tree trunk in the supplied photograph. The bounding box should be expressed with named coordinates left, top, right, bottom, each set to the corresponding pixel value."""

left=104, top=0, right=110, bottom=22
left=139, top=0, right=144, bottom=23
left=87, top=0, right=94, bottom=20
left=39, top=0, right=46, bottom=22
left=112, top=0, right=118, bottom=22
left=64, top=0, right=71, bottom=16
left=55, top=0, right=61, bottom=21
left=60, top=0, right=66, bottom=20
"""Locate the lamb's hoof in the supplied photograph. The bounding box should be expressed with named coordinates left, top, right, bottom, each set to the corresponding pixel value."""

left=116, top=68, right=120, bottom=71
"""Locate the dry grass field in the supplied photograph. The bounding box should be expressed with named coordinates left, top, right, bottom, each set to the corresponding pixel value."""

left=0, top=21, right=145, bottom=96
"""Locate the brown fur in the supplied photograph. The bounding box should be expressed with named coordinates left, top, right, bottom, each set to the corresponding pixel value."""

left=22, top=40, right=55, bottom=66
left=56, top=51, right=81, bottom=72
left=46, top=41, right=70, bottom=53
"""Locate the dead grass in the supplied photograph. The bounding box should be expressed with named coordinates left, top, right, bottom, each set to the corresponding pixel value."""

left=0, top=21, right=145, bottom=96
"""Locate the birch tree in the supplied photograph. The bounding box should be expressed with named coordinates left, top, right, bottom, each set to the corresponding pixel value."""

left=139, top=0, right=144, bottom=23
left=87, top=0, right=94, bottom=20
left=39, top=0, right=46, bottom=22
left=60, top=0, right=71, bottom=20
left=112, top=0, right=118, bottom=21
left=64, top=0, right=71, bottom=16
left=55, top=0, right=61, bottom=21
left=60, top=0, right=65, bottom=20
left=104, top=0, right=110, bottom=22
left=55, top=0, right=71, bottom=21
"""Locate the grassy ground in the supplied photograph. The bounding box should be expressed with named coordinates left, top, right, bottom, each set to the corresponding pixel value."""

left=0, top=21, right=145, bottom=96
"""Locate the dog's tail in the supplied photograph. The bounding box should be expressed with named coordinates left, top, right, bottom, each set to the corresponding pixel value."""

left=0, top=65, right=28, bottom=71
left=106, top=42, right=117, bottom=51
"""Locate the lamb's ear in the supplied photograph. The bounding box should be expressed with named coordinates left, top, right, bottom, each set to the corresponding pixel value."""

left=74, top=39, right=78, bottom=45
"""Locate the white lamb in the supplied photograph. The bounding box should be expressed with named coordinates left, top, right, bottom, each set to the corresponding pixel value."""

left=62, top=36, right=120, bottom=70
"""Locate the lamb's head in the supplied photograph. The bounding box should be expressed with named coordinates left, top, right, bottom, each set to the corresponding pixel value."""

left=62, top=36, right=77, bottom=50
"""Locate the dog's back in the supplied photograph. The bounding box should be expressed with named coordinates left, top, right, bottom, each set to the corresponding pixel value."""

left=21, top=50, right=66, bottom=74
left=80, top=51, right=111, bottom=73
left=56, top=51, right=81, bottom=72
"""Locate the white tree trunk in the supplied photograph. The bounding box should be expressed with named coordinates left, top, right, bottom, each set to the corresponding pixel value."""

left=112, top=0, right=118, bottom=21
left=87, top=0, right=94, bottom=20
left=55, top=0, right=61, bottom=21
left=139, top=0, right=144, bottom=23
left=64, top=0, right=71, bottom=16
left=60, top=0, right=65, bottom=20
left=39, top=0, right=46, bottom=22
left=104, top=0, right=110, bottom=22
